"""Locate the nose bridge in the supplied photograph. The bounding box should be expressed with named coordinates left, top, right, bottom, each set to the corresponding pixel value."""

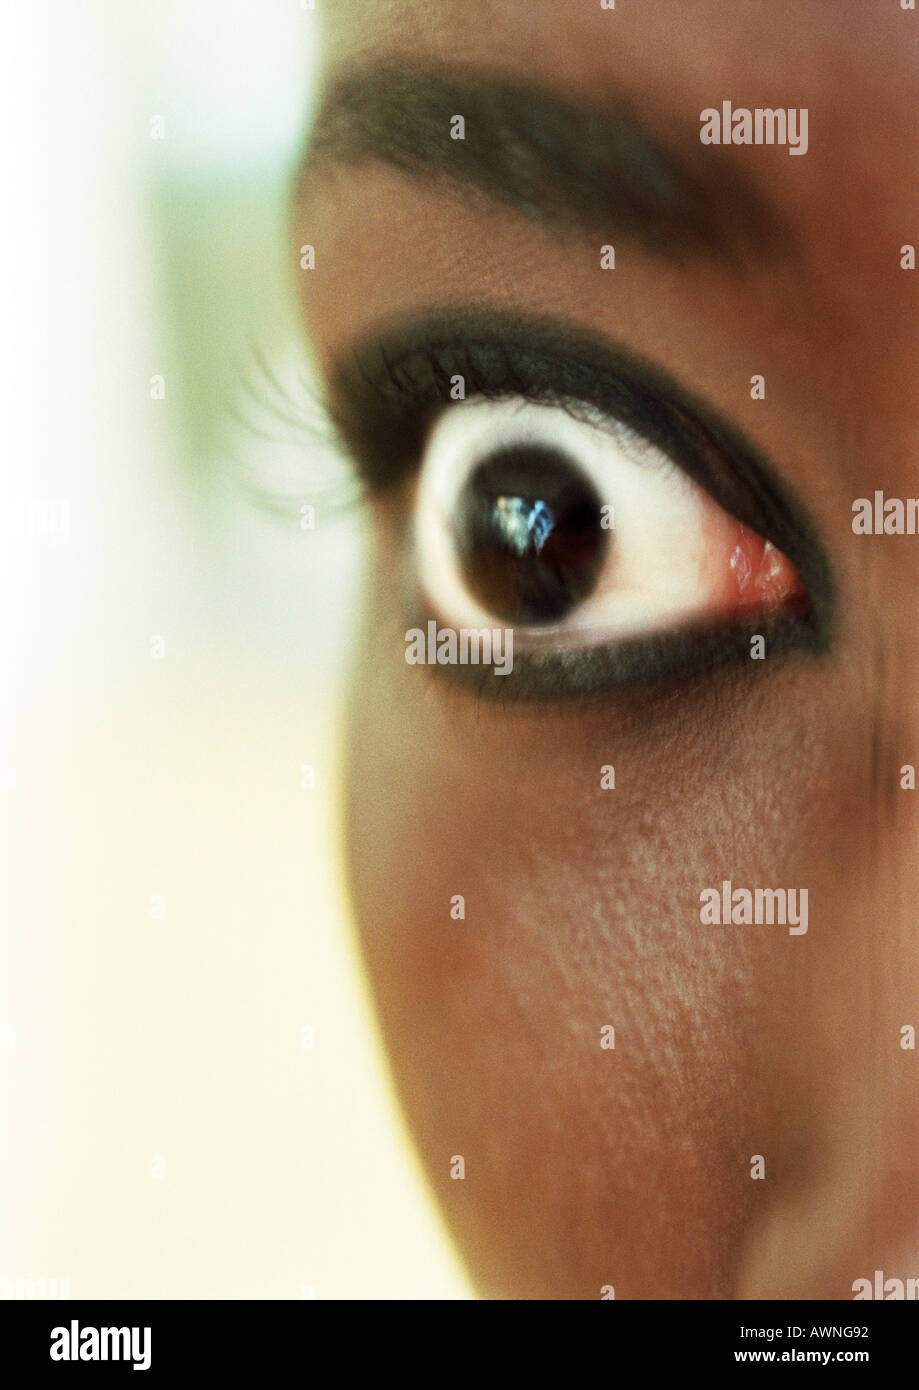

left=832, top=591, right=919, bottom=1291
left=735, top=1068, right=919, bottom=1299
left=735, top=818, right=919, bottom=1299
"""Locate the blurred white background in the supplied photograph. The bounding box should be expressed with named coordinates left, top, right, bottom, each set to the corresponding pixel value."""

left=0, top=1, right=470, bottom=1299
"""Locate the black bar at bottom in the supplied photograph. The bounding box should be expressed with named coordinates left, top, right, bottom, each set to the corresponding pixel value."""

left=1, top=1298, right=914, bottom=1378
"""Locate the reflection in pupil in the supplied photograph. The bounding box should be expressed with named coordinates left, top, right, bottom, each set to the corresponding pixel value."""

left=454, top=446, right=608, bottom=624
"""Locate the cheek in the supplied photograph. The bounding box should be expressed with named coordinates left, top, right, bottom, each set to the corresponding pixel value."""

left=344, top=591, right=859, bottom=1298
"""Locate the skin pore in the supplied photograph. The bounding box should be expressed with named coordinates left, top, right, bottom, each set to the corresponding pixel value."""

left=295, top=1, right=919, bottom=1298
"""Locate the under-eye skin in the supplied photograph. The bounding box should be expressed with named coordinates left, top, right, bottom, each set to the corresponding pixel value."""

left=327, top=308, right=835, bottom=701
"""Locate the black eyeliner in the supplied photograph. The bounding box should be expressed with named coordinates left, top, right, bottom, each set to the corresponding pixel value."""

left=407, top=608, right=818, bottom=704
left=328, top=307, right=835, bottom=691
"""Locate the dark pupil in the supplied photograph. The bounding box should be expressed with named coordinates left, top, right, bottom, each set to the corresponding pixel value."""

left=454, top=446, right=608, bottom=624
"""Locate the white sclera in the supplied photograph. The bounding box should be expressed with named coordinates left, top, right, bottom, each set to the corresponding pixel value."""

left=413, top=396, right=726, bottom=648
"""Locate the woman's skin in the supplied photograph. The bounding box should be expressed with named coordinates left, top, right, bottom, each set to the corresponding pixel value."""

left=296, top=1, right=919, bottom=1298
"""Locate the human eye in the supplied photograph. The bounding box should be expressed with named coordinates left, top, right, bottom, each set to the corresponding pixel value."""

left=327, top=309, right=834, bottom=700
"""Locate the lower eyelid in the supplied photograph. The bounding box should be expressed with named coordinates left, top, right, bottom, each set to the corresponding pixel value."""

left=398, top=607, right=823, bottom=707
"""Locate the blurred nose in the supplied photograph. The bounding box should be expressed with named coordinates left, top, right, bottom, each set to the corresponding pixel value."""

left=735, top=1097, right=919, bottom=1299
left=735, top=852, right=919, bottom=1300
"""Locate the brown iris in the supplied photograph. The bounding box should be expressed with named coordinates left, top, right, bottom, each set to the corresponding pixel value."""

left=453, top=446, right=608, bottom=624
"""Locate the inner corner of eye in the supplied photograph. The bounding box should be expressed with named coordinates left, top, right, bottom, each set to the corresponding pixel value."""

left=709, top=512, right=808, bottom=620
left=412, top=395, right=808, bottom=638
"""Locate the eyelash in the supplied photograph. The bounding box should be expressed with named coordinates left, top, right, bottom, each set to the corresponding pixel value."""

left=219, top=338, right=363, bottom=520
left=228, top=316, right=832, bottom=701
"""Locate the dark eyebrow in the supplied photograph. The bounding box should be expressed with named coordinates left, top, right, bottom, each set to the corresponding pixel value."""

left=298, top=63, right=784, bottom=264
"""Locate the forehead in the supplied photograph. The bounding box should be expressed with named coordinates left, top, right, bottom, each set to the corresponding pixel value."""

left=324, top=0, right=914, bottom=100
